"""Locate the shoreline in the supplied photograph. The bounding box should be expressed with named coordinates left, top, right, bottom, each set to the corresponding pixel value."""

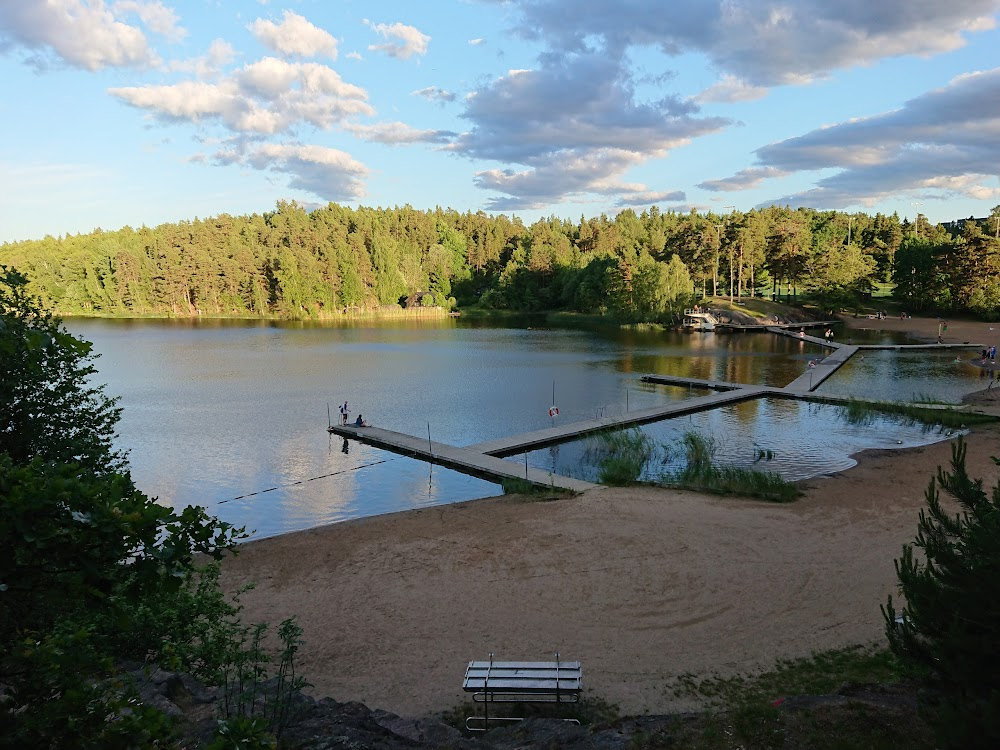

left=221, top=314, right=1000, bottom=719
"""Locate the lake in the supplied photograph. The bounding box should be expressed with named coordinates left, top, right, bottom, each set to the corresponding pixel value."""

left=66, top=317, right=984, bottom=540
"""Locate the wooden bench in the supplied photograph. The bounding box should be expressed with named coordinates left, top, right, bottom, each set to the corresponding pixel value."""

left=462, top=654, right=583, bottom=731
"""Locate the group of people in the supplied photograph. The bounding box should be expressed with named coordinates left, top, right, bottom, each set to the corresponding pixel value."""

left=338, top=401, right=369, bottom=427
left=981, top=346, right=997, bottom=363
left=823, top=328, right=835, bottom=341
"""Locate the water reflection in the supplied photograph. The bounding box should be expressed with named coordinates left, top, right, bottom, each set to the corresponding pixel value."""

left=526, top=399, right=963, bottom=483
left=64, top=318, right=980, bottom=538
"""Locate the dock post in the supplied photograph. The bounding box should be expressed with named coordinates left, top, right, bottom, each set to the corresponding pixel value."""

left=427, top=423, right=433, bottom=458
left=626, top=389, right=629, bottom=412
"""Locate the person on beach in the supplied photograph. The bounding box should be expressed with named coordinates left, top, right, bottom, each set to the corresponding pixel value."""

left=354, top=414, right=369, bottom=427
left=340, top=401, right=350, bottom=425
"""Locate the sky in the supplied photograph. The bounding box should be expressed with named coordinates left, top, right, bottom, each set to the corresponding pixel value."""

left=2, top=0, right=1000, bottom=243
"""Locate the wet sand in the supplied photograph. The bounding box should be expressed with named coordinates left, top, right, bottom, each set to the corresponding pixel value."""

left=221, top=315, right=1000, bottom=718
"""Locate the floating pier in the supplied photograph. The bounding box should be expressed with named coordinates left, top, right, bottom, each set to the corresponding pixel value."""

left=329, top=322, right=987, bottom=490
left=467, top=387, right=771, bottom=457
left=328, top=424, right=597, bottom=492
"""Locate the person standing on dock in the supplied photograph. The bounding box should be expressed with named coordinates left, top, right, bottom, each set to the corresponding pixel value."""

left=340, top=401, right=350, bottom=425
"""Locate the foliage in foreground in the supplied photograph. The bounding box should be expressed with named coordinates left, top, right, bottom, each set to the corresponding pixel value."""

left=883, top=439, right=1000, bottom=749
left=662, top=431, right=800, bottom=502
left=0, top=266, right=305, bottom=748
left=660, top=645, right=931, bottom=750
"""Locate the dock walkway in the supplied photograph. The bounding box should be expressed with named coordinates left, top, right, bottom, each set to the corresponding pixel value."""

left=467, top=387, right=771, bottom=456
left=328, top=425, right=597, bottom=492
left=329, top=321, right=988, bottom=491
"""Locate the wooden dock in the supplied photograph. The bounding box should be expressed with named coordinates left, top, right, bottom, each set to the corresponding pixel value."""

left=636, top=374, right=747, bottom=391
left=328, top=425, right=597, bottom=492
left=719, top=319, right=838, bottom=332
left=328, top=321, right=988, bottom=490
left=783, top=345, right=859, bottom=392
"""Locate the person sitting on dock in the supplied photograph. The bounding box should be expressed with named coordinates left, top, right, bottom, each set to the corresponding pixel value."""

left=354, top=414, right=369, bottom=427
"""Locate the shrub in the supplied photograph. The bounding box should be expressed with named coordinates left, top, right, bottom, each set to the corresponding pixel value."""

left=883, top=439, right=1000, bottom=749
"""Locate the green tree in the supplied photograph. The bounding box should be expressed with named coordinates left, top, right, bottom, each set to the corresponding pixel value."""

left=0, top=267, right=125, bottom=474
left=1, top=267, right=246, bottom=746
left=884, top=440, right=1000, bottom=749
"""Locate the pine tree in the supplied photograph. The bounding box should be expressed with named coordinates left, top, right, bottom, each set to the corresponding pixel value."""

left=883, top=439, right=1000, bottom=749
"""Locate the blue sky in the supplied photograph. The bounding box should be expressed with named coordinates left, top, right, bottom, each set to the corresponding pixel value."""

left=2, top=0, right=999, bottom=243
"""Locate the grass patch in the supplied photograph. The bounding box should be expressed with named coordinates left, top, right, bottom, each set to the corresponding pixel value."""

left=584, top=428, right=659, bottom=485
left=650, top=645, right=933, bottom=750
left=500, top=476, right=572, bottom=496
left=670, top=645, right=906, bottom=707
left=660, top=431, right=800, bottom=502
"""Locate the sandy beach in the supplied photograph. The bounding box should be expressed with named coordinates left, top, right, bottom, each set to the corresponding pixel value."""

left=221, top=314, right=1000, bottom=719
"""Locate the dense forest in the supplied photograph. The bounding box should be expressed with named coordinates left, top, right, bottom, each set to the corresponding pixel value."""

left=2, top=202, right=1000, bottom=321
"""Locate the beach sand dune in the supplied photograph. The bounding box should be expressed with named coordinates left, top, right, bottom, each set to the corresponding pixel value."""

left=221, top=315, right=1000, bottom=718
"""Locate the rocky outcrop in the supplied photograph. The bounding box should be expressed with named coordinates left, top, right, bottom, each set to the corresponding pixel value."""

left=120, top=667, right=920, bottom=749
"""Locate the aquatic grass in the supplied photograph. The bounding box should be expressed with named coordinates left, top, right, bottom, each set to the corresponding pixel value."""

left=668, top=463, right=800, bottom=503
left=661, top=430, right=799, bottom=502
left=584, top=428, right=658, bottom=485
left=753, top=446, right=775, bottom=462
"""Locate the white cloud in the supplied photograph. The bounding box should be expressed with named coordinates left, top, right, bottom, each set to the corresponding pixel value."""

left=468, top=38, right=486, bottom=46
left=614, top=190, right=687, bottom=208
left=165, top=39, right=235, bottom=77
left=412, top=86, right=456, bottom=104
left=218, top=143, right=369, bottom=201
left=732, top=68, right=1000, bottom=209
left=501, top=0, right=1000, bottom=86
left=346, top=51, right=363, bottom=61
left=345, top=122, right=456, bottom=145
left=454, top=51, right=729, bottom=208
left=699, top=166, right=787, bottom=192
left=474, top=148, right=663, bottom=211
left=249, top=10, right=338, bottom=60
left=110, top=58, right=373, bottom=134
left=695, top=74, right=768, bottom=104
left=113, top=1, right=185, bottom=43
left=0, top=0, right=153, bottom=70
left=363, top=19, right=430, bottom=60
left=511, top=0, right=1000, bottom=86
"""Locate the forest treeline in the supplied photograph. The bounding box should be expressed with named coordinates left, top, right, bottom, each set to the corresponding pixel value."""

left=2, top=201, right=1000, bottom=321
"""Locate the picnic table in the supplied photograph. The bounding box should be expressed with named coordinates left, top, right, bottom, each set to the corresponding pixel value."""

left=462, top=654, right=583, bottom=731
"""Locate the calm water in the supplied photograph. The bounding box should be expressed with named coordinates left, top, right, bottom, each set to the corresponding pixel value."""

left=66, top=318, right=984, bottom=539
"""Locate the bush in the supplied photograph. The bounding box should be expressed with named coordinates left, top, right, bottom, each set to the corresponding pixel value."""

left=0, top=266, right=250, bottom=746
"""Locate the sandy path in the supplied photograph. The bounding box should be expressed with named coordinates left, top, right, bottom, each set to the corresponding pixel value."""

left=221, top=315, right=1000, bottom=719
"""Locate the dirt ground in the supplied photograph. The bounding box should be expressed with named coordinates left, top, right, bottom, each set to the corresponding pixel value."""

left=220, top=315, right=1000, bottom=719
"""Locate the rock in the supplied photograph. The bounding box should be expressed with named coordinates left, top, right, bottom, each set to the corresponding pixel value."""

left=370, top=709, right=467, bottom=746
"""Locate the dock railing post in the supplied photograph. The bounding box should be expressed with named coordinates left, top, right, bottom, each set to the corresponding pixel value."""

left=427, top=423, right=433, bottom=458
